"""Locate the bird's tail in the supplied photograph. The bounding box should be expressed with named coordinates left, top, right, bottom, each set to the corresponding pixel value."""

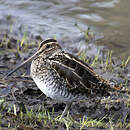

left=109, top=83, right=130, bottom=94
left=97, top=75, right=130, bottom=94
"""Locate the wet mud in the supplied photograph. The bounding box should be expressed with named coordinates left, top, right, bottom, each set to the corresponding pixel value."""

left=0, top=32, right=129, bottom=129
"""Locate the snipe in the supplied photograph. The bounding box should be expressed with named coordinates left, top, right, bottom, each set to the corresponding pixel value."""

left=6, top=39, right=123, bottom=119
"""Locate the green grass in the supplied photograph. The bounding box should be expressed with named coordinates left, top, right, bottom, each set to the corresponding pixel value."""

left=75, top=23, right=94, bottom=42
left=105, top=50, right=113, bottom=71
left=91, top=51, right=100, bottom=67
left=121, top=55, right=130, bottom=68
left=0, top=98, right=129, bottom=129
left=78, top=50, right=89, bottom=63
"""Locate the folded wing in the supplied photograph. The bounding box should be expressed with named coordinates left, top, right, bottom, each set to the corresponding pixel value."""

left=49, top=52, right=119, bottom=97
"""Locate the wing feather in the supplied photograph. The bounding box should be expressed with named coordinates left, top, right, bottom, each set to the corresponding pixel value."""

left=49, top=52, right=113, bottom=96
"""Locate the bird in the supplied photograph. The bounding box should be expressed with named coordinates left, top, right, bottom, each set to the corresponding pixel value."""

left=6, top=38, right=126, bottom=119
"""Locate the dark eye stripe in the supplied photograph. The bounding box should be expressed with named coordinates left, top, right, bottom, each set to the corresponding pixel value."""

left=39, top=39, right=57, bottom=48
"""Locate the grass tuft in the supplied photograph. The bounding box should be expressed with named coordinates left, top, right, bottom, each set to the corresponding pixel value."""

left=121, top=55, right=130, bottom=68
left=91, top=51, right=100, bottom=67
left=105, top=50, right=113, bottom=70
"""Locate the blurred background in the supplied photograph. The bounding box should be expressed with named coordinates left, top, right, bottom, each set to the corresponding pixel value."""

left=0, top=0, right=130, bottom=60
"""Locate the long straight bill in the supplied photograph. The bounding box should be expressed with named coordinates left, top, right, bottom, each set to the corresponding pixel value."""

left=5, top=50, right=40, bottom=78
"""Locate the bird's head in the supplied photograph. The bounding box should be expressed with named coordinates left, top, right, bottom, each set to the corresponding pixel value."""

left=5, top=39, right=61, bottom=77
left=38, top=39, right=62, bottom=58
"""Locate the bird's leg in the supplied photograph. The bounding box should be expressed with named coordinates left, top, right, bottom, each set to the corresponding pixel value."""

left=59, top=102, right=72, bottom=120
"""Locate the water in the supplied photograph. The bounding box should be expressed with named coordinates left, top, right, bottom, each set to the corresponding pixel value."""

left=0, top=0, right=130, bottom=59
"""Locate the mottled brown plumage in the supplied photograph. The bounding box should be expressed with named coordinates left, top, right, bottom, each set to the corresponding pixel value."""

left=6, top=38, right=124, bottom=119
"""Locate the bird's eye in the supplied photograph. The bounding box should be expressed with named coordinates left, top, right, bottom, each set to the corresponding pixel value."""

left=46, top=44, right=50, bottom=48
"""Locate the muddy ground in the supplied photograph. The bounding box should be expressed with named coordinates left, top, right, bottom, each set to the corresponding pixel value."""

left=0, top=32, right=130, bottom=129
